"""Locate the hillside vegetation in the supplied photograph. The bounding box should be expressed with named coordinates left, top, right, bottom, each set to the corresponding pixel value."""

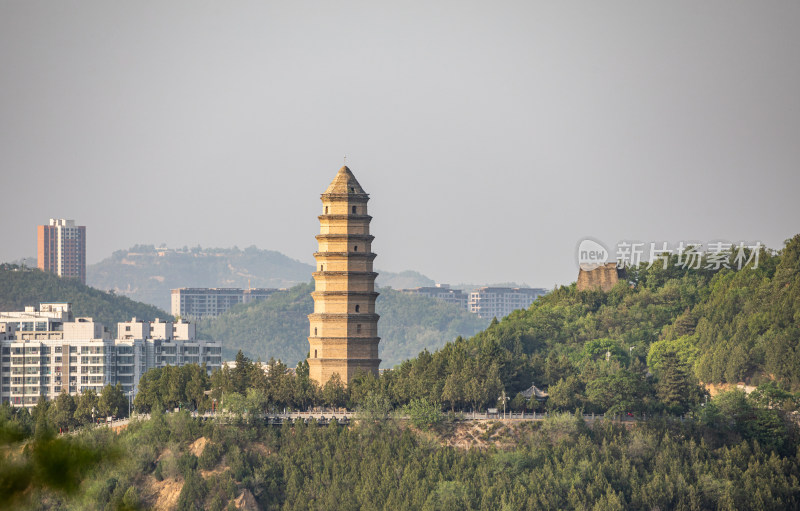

left=376, top=235, right=800, bottom=416
left=3, top=405, right=799, bottom=510
left=4, top=237, right=800, bottom=510
left=0, top=265, right=171, bottom=327
left=197, top=284, right=488, bottom=367
left=87, top=245, right=435, bottom=310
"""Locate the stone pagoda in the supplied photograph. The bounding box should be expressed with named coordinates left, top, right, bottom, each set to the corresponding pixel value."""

left=308, top=166, right=380, bottom=385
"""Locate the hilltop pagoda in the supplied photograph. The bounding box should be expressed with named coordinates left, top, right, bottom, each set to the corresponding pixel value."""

left=308, top=166, right=380, bottom=385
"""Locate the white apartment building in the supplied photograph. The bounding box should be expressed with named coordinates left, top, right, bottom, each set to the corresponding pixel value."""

left=400, top=284, right=469, bottom=310
left=171, top=287, right=277, bottom=319
left=115, top=317, right=221, bottom=396
left=468, top=287, right=547, bottom=319
left=0, top=303, right=221, bottom=408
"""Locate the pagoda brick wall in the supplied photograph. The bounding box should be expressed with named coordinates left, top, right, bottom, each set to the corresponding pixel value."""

left=307, top=167, right=381, bottom=385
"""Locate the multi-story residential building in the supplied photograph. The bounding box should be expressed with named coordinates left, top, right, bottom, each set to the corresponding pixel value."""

left=171, top=287, right=277, bottom=319
left=114, top=318, right=221, bottom=396
left=468, top=287, right=547, bottom=319
left=0, top=303, right=221, bottom=408
left=400, top=284, right=469, bottom=310
left=37, top=219, right=86, bottom=284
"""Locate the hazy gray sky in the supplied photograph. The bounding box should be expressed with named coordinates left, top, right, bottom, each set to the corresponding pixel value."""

left=1, top=1, right=798, bottom=288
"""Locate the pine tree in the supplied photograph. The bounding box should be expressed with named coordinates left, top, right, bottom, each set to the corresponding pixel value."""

left=655, top=351, right=695, bottom=413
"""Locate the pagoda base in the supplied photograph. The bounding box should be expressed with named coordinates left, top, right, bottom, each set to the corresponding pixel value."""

left=308, top=357, right=380, bottom=386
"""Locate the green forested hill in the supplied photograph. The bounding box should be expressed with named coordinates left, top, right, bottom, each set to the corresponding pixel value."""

left=197, top=284, right=488, bottom=366
left=86, top=245, right=435, bottom=310
left=6, top=237, right=800, bottom=510
left=0, top=265, right=171, bottom=327
left=6, top=409, right=800, bottom=511
left=381, top=235, right=800, bottom=414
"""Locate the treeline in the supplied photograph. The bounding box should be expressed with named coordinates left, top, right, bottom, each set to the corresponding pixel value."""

left=133, top=364, right=211, bottom=413
left=0, top=264, right=171, bottom=327
left=4, top=404, right=800, bottom=510
left=197, top=284, right=487, bottom=367
left=133, top=353, right=332, bottom=414
left=132, top=353, right=799, bottom=456
left=1, top=383, right=129, bottom=435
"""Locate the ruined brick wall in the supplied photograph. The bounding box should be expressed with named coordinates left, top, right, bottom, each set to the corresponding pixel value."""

left=577, top=262, right=620, bottom=292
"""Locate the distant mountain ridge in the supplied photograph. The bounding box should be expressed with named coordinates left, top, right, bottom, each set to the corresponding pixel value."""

left=87, top=245, right=435, bottom=310
left=88, top=245, right=312, bottom=310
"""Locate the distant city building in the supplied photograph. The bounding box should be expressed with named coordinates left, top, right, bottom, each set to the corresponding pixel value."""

left=468, top=287, right=547, bottom=319
left=171, top=287, right=277, bottom=319
left=400, top=284, right=469, bottom=310
left=37, top=219, right=86, bottom=284
left=0, top=303, right=221, bottom=408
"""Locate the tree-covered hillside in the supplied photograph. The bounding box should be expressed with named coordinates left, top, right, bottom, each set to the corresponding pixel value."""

left=197, top=284, right=488, bottom=367
left=87, top=245, right=436, bottom=309
left=378, top=235, right=800, bottom=414
left=5, top=401, right=799, bottom=510
left=6, top=235, right=800, bottom=510
left=0, top=265, right=171, bottom=328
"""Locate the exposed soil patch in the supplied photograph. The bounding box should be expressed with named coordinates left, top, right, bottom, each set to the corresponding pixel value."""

left=705, top=382, right=756, bottom=397
left=189, top=436, right=208, bottom=457
left=234, top=489, right=259, bottom=510
left=145, top=475, right=183, bottom=511
left=434, top=421, right=530, bottom=450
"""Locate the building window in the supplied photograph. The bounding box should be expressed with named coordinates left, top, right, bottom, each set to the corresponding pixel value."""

left=353, top=245, right=358, bottom=252
left=320, top=265, right=324, bottom=271
left=352, top=206, right=357, bottom=214
left=314, top=350, right=317, bottom=358
left=314, top=327, right=317, bottom=336
left=356, top=324, right=362, bottom=333
left=355, top=305, right=360, bottom=312
left=325, top=206, right=328, bottom=214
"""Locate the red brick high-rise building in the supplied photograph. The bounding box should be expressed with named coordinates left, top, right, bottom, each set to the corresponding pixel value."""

left=37, top=219, right=86, bottom=284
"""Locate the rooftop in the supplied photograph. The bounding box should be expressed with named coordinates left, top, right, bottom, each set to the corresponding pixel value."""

left=324, top=166, right=367, bottom=195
